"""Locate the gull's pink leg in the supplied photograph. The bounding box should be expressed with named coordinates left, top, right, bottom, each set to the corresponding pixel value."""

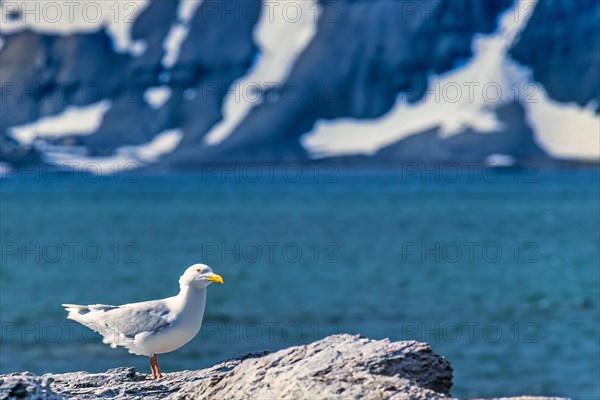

left=149, top=354, right=158, bottom=379
left=154, top=354, right=163, bottom=378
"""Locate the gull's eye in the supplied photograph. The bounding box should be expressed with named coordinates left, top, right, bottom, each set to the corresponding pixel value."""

left=196, top=269, right=202, bottom=273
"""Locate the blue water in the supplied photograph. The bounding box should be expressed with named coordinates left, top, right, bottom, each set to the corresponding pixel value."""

left=1, top=167, right=598, bottom=398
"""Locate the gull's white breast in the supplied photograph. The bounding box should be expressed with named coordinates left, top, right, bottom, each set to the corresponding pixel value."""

left=129, top=288, right=207, bottom=356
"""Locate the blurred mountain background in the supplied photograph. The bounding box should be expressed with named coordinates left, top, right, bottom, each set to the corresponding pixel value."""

left=1, top=0, right=598, bottom=170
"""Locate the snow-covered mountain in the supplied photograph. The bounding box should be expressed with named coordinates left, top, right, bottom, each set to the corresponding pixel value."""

left=1, top=0, right=598, bottom=170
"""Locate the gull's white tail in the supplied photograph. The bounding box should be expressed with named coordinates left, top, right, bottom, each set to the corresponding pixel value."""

left=62, top=303, right=123, bottom=348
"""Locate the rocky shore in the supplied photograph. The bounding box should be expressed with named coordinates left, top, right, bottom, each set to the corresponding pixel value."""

left=0, top=334, right=568, bottom=400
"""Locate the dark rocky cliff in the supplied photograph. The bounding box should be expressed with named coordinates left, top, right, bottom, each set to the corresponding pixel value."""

left=0, top=0, right=597, bottom=168
left=510, top=0, right=600, bottom=108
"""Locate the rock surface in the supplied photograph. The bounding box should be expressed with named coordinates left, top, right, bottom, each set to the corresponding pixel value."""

left=0, top=374, right=62, bottom=400
left=1, top=334, right=455, bottom=399
left=0, top=334, right=570, bottom=400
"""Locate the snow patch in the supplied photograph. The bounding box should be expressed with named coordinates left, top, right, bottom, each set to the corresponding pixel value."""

left=129, top=40, right=148, bottom=57
left=8, top=100, right=111, bottom=145
left=0, top=162, right=14, bottom=177
left=144, top=86, right=172, bottom=109
left=518, top=77, right=599, bottom=161
left=162, top=24, right=190, bottom=68
left=485, top=154, right=516, bottom=167
left=203, top=0, right=319, bottom=145
left=131, top=128, right=183, bottom=162
left=301, top=0, right=599, bottom=161
left=0, top=1, right=150, bottom=55
left=42, top=129, right=184, bottom=172
left=161, top=0, right=203, bottom=68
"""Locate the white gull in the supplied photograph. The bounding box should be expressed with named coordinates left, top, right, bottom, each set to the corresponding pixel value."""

left=63, top=264, right=223, bottom=379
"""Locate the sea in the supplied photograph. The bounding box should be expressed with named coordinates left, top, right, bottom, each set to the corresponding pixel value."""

left=1, top=165, right=598, bottom=398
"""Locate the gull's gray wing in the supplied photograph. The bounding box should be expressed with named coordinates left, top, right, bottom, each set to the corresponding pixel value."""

left=64, top=300, right=173, bottom=340
left=101, top=301, right=173, bottom=339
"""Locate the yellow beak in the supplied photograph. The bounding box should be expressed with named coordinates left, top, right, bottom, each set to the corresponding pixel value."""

left=207, top=273, right=223, bottom=284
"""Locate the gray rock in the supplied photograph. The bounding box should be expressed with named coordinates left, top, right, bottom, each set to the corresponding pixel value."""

left=179, top=334, right=453, bottom=400
left=1, top=334, right=453, bottom=399
left=0, top=334, right=570, bottom=400
left=0, top=373, right=62, bottom=399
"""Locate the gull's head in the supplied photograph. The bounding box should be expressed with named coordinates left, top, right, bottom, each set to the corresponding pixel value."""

left=179, top=263, right=223, bottom=289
